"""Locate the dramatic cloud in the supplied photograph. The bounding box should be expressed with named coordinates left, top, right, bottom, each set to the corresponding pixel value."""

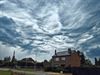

left=0, top=0, right=100, bottom=61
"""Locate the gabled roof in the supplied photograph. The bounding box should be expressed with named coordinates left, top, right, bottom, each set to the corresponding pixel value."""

left=20, top=58, right=34, bottom=63
left=54, top=51, right=70, bottom=56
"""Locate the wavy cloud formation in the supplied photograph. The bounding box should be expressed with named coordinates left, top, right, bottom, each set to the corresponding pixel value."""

left=0, top=0, right=100, bottom=61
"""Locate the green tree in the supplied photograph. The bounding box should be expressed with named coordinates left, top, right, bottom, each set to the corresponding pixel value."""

left=85, top=59, right=92, bottom=66
left=77, top=50, right=81, bottom=56
left=98, top=58, right=100, bottom=66
left=95, top=58, right=98, bottom=66
left=80, top=52, right=85, bottom=65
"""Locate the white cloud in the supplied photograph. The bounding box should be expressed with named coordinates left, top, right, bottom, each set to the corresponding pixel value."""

left=0, top=42, right=27, bottom=60
left=0, top=0, right=100, bottom=61
left=78, top=33, right=93, bottom=44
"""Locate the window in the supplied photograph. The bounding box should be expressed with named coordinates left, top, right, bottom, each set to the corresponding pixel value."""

left=61, top=57, right=66, bottom=61
left=55, top=58, right=59, bottom=61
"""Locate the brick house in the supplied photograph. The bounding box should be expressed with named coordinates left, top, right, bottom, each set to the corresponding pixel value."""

left=51, top=48, right=81, bottom=67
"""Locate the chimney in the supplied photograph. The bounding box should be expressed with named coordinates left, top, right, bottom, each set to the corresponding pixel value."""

left=68, top=48, right=72, bottom=54
left=55, top=50, right=57, bottom=55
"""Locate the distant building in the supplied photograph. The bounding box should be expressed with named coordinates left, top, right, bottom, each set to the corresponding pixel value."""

left=20, top=58, right=35, bottom=63
left=51, top=48, right=81, bottom=67
left=18, top=58, right=35, bottom=68
left=4, top=56, right=11, bottom=62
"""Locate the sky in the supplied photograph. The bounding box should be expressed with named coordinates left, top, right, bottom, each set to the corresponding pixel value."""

left=0, top=0, right=100, bottom=62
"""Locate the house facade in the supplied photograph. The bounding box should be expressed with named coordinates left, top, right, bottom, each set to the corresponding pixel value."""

left=51, top=48, right=81, bottom=67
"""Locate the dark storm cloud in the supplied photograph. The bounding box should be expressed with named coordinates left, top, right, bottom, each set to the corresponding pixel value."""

left=0, top=0, right=100, bottom=61
left=0, top=16, right=21, bottom=46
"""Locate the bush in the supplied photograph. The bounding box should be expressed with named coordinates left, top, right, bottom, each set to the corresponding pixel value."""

left=45, top=67, right=62, bottom=72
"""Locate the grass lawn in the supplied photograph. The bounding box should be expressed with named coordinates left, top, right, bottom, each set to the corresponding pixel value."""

left=0, top=70, right=11, bottom=75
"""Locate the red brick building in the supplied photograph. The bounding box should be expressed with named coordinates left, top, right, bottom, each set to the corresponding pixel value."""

left=51, top=48, right=81, bottom=67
